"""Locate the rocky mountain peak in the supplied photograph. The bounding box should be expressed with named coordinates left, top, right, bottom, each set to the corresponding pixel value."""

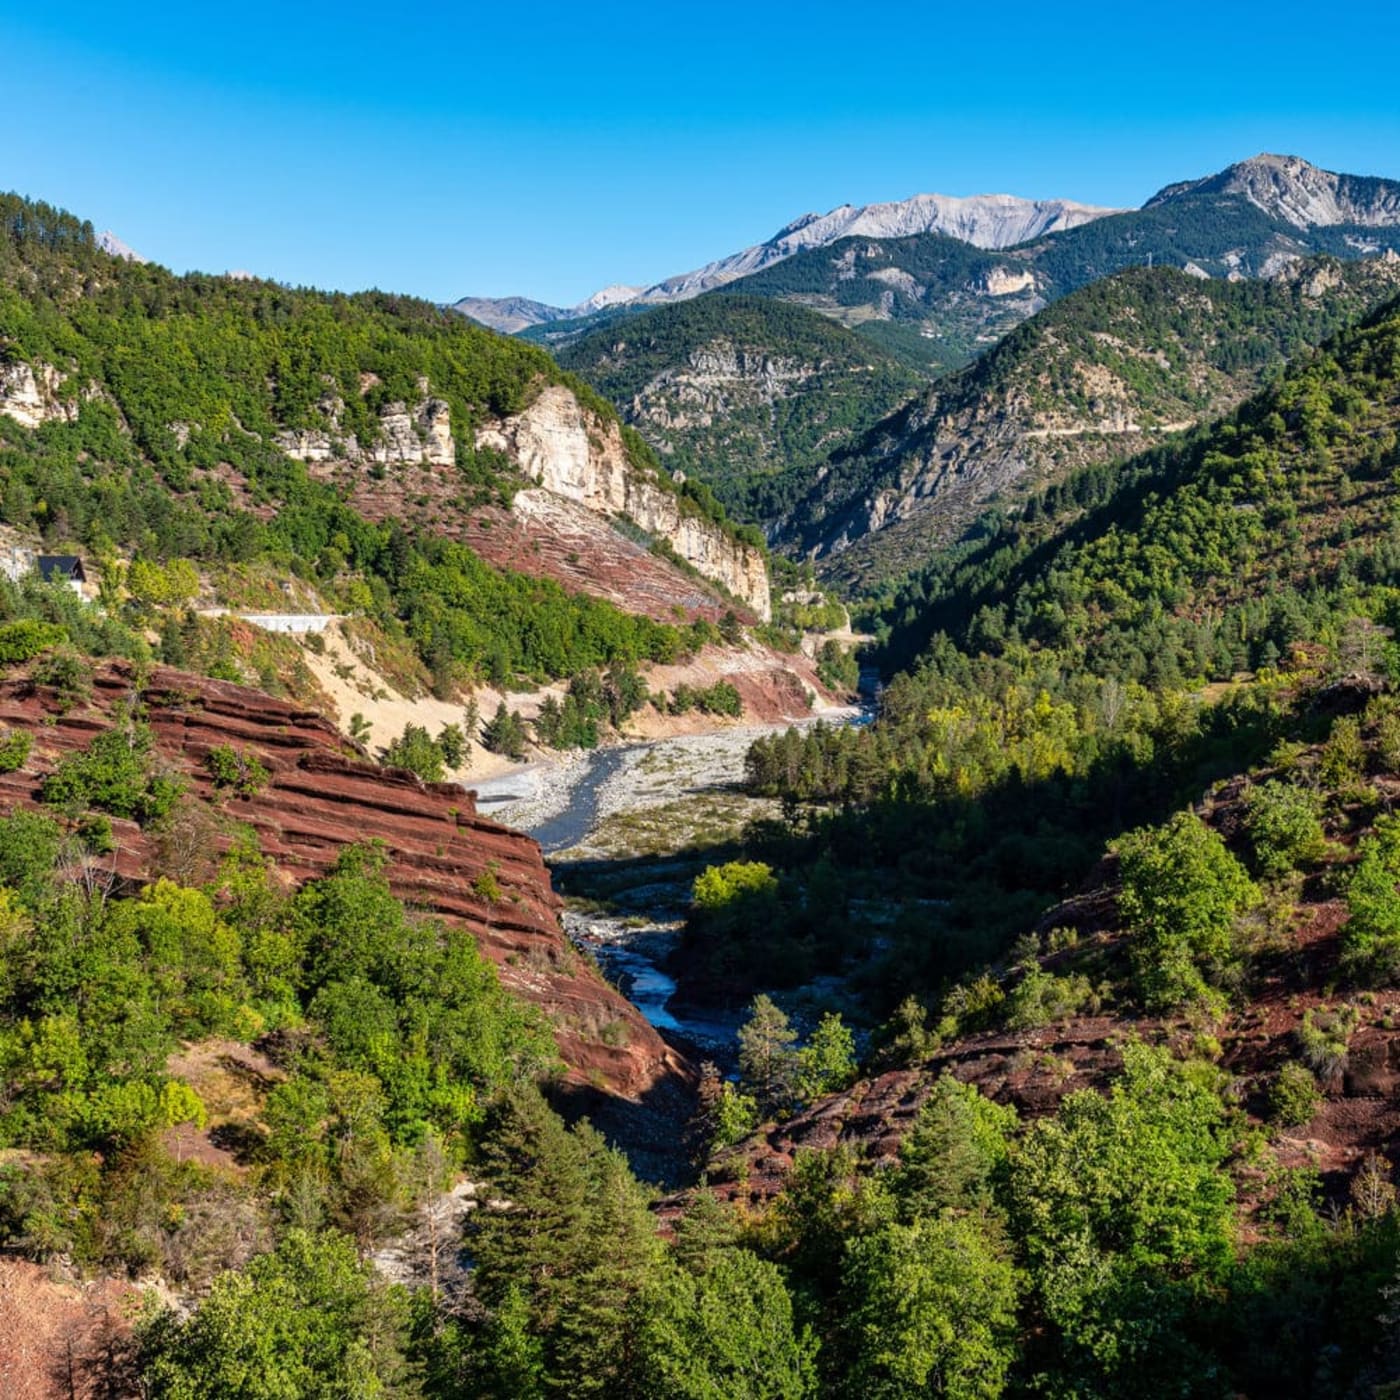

left=631, top=190, right=1122, bottom=307
left=96, top=229, right=145, bottom=263
left=575, top=283, right=643, bottom=314
left=1148, top=153, right=1400, bottom=229
left=452, top=189, right=1120, bottom=332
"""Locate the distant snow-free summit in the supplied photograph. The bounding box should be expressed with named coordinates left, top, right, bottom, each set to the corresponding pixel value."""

left=452, top=190, right=1121, bottom=333
left=452, top=155, right=1400, bottom=337
left=97, top=230, right=145, bottom=263
left=1147, top=153, right=1400, bottom=230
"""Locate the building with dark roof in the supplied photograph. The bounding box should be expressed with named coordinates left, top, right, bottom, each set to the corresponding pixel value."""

left=35, top=556, right=86, bottom=593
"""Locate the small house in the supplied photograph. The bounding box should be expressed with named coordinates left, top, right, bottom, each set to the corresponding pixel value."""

left=35, top=555, right=87, bottom=596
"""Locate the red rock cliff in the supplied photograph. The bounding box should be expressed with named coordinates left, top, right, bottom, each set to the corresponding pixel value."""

left=0, top=661, right=688, bottom=1098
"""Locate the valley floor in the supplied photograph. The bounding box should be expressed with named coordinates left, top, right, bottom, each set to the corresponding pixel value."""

left=474, top=700, right=859, bottom=846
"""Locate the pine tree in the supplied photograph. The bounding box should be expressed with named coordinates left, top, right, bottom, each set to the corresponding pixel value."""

left=892, top=1074, right=1017, bottom=1220
left=469, top=1089, right=591, bottom=1337
left=468, top=1090, right=663, bottom=1395
left=481, top=702, right=526, bottom=760
left=476, top=1284, right=546, bottom=1400
left=554, top=1127, right=662, bottom=1392
left=738, top=994, right=798, bottom=1116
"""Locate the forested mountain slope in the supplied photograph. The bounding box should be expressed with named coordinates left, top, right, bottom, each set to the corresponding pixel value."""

left=781, top=255, right=1400, bottom=588
left=627, top=288, right=1400, bottom=1397
left=0, top=191, right=772, bottom=689
left=557, top=295, right=922, bottom=519
left=705, top=288, right=1400, bottom=1015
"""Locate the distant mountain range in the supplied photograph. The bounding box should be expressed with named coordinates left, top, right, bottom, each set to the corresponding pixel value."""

left=453, top=193, right=1121, bottom=333
left=451, top=284, right=641, bottom=335
left=452, top=156, right=1400, bottom=342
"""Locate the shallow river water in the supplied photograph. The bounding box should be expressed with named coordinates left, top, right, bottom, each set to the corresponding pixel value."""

left=475, top=691, right=876, bottom=1050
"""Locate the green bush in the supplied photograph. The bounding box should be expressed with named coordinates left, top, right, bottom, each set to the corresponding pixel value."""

left=1005, top=967, right=1097, bottom=1030
left=1297, top=1006, right=1358, bottom=1081
left=693, top=860, right=778, bottom=910
left=1268, top=1061, right=1322, bottom=1126
left=701, top=680, right=743, bottom=717
left=0, top=619, right=66, bottom=664
left=137, top=1230, right=414, bottom=1396
left=1320, top=714, right=1367, bottom=791
left=382, top=723, right=445, bottom=783
left=203, top=744, right=271, bottom=797
left=1343, top=817, right=1400, bottom=983
left=670, top=680, right=744, bottom=717
left=816, top=638, right=859, bottom=692
left=1116, top=811, right=1260, bottom=1012
left=1244, top=781, right=1325, bottom=877
left=31, top=646, right=93, bottom=706
left=42, top=723, right=183, bottom=823
left=76, top=812, right=115, bottom=854
left=0, top=730, right=32, bottom=774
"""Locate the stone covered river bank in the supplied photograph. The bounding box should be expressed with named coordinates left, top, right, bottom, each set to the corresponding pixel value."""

left=471, top=649, right=879, bottom=1075
left=474, top=721, right=822, bottom=1061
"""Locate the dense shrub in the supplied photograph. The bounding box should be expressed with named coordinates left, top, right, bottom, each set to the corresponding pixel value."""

left=1244, top=780, right=1326, bottom=877
left=1297, top=1006, right=1358, bottom=1082
left=41, top=722, right=182, bottom=824
left=0, top=619, right=66, bottom=664
left=1116, top=812, right=1259, bottom=1011
left=0, top=730, right=31, bottom=773
left=694, top=860, right=779, bottom=911
left=1268, top=1061, right=1322, bottom=1126
left=203, top=743, right=270, bottom=797
left=1343, top=817, right=1400, bottom=983
left=383, top=723, right=447, bottom=783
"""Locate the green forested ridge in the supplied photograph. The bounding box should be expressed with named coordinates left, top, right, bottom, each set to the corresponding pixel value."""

left=781, top=257, right=1400, bottom=587
left=0, top=193, right=753, bottom=694
left=558, top=294, right=921, bottom=518
left=873, top=287, right=1400, bottom=676
left=704, top=292, right=1400, bottom=1006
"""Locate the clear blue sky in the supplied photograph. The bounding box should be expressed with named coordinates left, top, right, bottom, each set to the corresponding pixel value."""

left=4, top=0, right=1398, bottom=306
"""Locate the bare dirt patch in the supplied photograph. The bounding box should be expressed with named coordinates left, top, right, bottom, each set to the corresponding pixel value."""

left=0, top=1259, right=138, bottom=1399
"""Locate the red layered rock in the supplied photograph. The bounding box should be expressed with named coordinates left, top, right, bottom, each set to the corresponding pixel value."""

left=0, top=662, right=688, bottom=1099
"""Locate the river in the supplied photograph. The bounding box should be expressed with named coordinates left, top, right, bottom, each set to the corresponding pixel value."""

left=475, top=688, right=877, bottom=1055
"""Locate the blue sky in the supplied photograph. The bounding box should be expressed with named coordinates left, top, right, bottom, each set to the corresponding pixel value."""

left=3, top=0, right=1398, bottom=306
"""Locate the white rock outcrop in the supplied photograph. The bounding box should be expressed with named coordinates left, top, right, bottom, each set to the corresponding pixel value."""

left=369, top=399, right=455, bottom=467
left=978, top=267, right=1037, bottom=296
left=277, top=396, right=455, bottom=468
left=476, top=386, right=771, bottom=620
left=0, top=362, right=79, bottom=429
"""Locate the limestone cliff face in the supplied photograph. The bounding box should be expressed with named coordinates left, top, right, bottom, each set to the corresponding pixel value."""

left=0, top=662, right=689, bottom=1100
left=0, top=362, right=81, bottom=429
left=276, top=392, right=455, bottom=468
left=476, top=385, right=771, bottom=620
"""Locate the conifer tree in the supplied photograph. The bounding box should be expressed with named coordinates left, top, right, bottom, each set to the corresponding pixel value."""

left=738, top=994, right=798, bottom=1116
